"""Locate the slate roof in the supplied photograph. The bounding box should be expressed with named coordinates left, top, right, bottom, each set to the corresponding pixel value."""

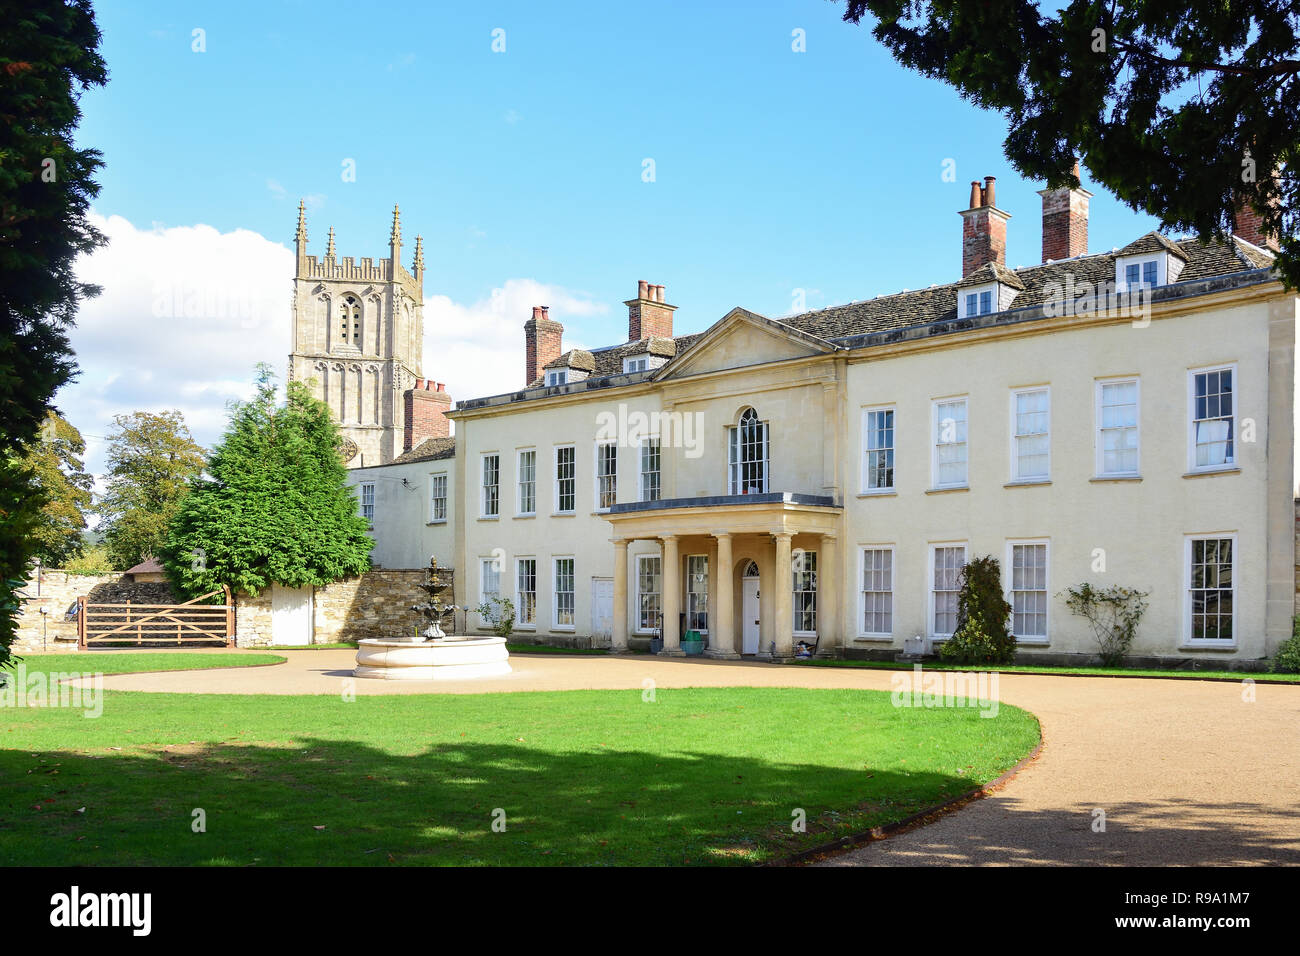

left=504, top=233, right=1273, bottom=400
left=544, top=348, right=596, bottom=372
left=125, top=557, right=164, bottom=576
left=389, top=436, right=457, bottom=465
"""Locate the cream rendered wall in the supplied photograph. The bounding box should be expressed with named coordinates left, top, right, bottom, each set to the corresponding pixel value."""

left=344, top=460, right=456, bottom=572
left=456, top=389, right=667, bottom=641
left=843, top=296, right=1286, bottom=662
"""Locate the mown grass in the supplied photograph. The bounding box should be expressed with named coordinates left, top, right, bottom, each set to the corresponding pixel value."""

left=4, top=652, right=285, bottom=678
left=506, top=643, right=612, bottom=655
left=1, top=686, right=1038, bottom=866
left=796, top=658, right=1300, bottom=683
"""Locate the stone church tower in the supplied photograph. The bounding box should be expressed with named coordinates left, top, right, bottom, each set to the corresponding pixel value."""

left=287, top=202, right=426, bottom=467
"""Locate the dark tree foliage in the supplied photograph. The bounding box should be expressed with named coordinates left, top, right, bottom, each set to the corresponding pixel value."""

left=940, top=555, right=1016, bottom=665
left=0, top=0, right=106, bottom=666
left=160, top=368, right=374, bottom=599
left=839, top=1, right=1300, bottom=286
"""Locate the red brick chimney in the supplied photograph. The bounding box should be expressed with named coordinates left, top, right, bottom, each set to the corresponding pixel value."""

left=1233, top=195, right=1281, bottom=252
left=959, top=176, right=1011, bottom=277
left=1038, top=162, right=1091, bottom=262
left=403, top=379, right=452, bottom=452
left=624, top=280, right=676, bottom=341
left=524, top=305, right=563, bottom=386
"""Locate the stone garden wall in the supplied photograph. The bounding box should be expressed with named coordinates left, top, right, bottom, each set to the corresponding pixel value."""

left=234, top=569, right=453, bottom=647
left=12, top=571, right=179, bottom=653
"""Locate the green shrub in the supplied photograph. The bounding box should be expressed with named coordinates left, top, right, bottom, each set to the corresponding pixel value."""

left=62, top=544, right=115, bottom=575
left=1061, top=583, right=1148, bottom=667
left=938, top=555, right=1016, bottom=665
left=1270, top=616, right=1300, bottom=673
left=476, top=596, right=516, bottom=639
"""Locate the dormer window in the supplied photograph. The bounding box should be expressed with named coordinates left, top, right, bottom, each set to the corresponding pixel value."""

left=624, top=356, right=650, bottom=373
left=1117, top=256, right=1162, bottom=291
left=545, top=370, right=567, bottom=387
left=1115, top=234, right=1188, bottom=292
left=958, top=283, right=998, bottom=319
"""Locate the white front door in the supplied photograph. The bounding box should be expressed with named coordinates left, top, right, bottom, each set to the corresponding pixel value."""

left=742, top=577, right=760, bottom=654
left=590, top=577, right=613, bottom=645
left=271, top=584, right=314, bottom=646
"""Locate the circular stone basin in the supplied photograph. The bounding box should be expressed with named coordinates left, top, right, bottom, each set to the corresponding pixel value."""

left=354, top=636, right=512, bottom=681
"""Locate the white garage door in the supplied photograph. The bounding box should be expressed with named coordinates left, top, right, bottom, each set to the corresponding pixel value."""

left=271, top=584, right=314, bottom=646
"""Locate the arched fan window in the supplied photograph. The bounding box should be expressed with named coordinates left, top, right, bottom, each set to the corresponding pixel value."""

left=742, top=560, right=760, bottom=578
left=728, top=407, right=769, bottom=495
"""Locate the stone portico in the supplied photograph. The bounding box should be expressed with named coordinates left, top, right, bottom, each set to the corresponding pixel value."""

left=604, top=493, right=841, bottom=660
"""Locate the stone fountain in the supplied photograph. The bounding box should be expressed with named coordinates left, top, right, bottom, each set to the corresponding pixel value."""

left=353, top=557, right=511, bottom=680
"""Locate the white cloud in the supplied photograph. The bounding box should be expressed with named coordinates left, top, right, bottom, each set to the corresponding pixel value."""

left=57, top=211, right=293, bottom=476
left=56, top=212, right=610, bottom=475
left=423, top=279, right=609, bottom=402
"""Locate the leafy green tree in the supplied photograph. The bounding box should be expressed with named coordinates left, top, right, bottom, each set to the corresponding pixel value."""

left=839, top=1, right=1300, bottom=286
left=95, top=410, right=207, bottom=569
left=160, top=368, right=373, bottom=598
left=0, top=0, right=107, bottom=667
left=21, top=411, right=93, bottom=566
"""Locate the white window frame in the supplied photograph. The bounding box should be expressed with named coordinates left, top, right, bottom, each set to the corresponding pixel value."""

left=728, top=408, right=770, bottom=495
left=623, top=355, right=650, bottom=373
left=545, top=369, right=567, bottom=387
left=931, top=397, right=969, bottom=490
left=516, top=448, right=536, bottom=516
left=1005, top=539, right=1050, bottom=644
left=1187, top=364, right=1237, bottom=473
left=1009, top=386, right=1050, bottom=482
left=480, top=453, right=500, bottom=518
left=639, top=438, right=661, bottom=502
left=428, top=473, right=447, bottom=523
left=858, top=546, right=895, bottom=639
left=1115, top=254, right=1165, bottom=292
left=554, top=444, right=576, bottom=514
left=792, top=549, right=818, bottom=636
left=635, top=554, right=662, bottom=634
left=515, top=557, right=537, bottom=628
left=1095, top=377, right=1141, bottom=478
left=594, top=441, right=618, bottom=511
left=861, top=405, right=896, bottom=493
left=928, top=542, right=967, bottom=643
left=958, top=282, right=998, bottom=319
left=478, top=557, right=502, bottom=628
left=552, top=556, right=576, bottom=630
left=1183, top=533, right=1237, bottom=648
left=359, top=482, right=375, bottom=524
left=685, top=554, right=709, bottom=634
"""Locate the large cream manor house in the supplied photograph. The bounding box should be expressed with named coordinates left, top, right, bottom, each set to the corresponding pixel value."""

left=306, top=177, right=1299, bottom=666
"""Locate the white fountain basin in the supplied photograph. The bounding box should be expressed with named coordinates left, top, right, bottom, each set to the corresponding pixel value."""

left=353, top=636, right=511, bottom=680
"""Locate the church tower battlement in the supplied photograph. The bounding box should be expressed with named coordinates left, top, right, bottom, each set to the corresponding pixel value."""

left=288, top=201, right=426, bottom=467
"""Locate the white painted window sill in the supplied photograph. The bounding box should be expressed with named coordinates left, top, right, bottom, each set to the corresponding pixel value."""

left=857, top=489, right=897, bottom=498
left=1004, top=479, right=1051, bottom=488
left=925, top=485, right=969, bottom=495
left=1182, top=466, right=1240, bottom=479
left=1090, top=475, right=1142, bottom=483
left=854, top=634, right=894, bottom=642
left=1179, top=641, right=1237, bottom=651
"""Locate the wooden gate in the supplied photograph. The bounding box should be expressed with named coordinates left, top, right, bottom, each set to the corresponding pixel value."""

left=78, top=585, right=234, bottom=647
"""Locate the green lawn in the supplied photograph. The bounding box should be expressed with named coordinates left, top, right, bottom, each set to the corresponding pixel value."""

left=1, top=686, right=1038, bottom=866
left=797, top=658, right=1300, bottom=683
left=506, top=642, right=612, bottom=655
left=6, top=652, right=285, bottom=677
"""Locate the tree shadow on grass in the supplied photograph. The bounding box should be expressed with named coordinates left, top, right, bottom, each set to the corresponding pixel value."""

left=0, top=737, right=981, bottom=866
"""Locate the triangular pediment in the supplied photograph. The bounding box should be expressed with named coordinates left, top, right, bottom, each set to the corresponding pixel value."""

left=656, top=308, right=836, bottom=380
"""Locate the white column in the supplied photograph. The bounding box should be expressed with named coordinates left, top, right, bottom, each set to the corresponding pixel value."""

left=773, top=532, right=794, bottom=660
left=707, top=533, right=738, bottom=658
left=817, top=533, right=838, bottom=657
left=611, top=538, right=629, bottom=654
left=660, top=535, right=683, bottom=655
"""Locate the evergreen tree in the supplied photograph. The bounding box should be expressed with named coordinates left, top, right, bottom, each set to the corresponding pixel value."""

left=161, top=367, right=373, bottom=597
left=95, top=410, right=206, bottom=569
left=839, top=0, right=1300, bottom=286
left=0, top=0, right=107, bottom=666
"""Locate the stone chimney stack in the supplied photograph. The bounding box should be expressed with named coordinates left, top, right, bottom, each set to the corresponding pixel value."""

left=625, top=280, right=676, bottom=341
left=524, top=305, right=563, bottom=386
left=403, top=380, right=452, bottom=452
left=1038, top=162, right=1091, bottom=262
left=959, top=176, right=1011, bottom=277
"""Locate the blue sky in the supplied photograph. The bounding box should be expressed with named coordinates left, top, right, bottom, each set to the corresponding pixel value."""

left=64, top=0, right=1162, bottom=467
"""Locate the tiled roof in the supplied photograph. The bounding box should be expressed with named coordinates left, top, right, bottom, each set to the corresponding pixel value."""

left=125, top=557, right=163, bottom=575
left=544, top=348, right=596, bottom=371
left=785, top=236, right=1270, bottom=341
left=508, top=233, right=1273, bottom=398
left=390, top=436, right=457, bottom=465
